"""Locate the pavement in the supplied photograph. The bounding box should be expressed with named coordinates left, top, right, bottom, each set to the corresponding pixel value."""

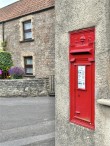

left=0, top=97, right=55, bottom=146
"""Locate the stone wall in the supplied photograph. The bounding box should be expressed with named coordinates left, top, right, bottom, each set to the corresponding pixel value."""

left=0, top=78, right=49, bottom=97
left=0, top=8, right=55, bottom=78
left=55, top=0, right=110, bottom=146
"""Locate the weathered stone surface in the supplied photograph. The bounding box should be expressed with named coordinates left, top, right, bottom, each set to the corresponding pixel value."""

left=0, top=8, right=55, bottom=78
left=0, top=79, right=49, bottom=97
left=55, top=0, right=110, bottom=146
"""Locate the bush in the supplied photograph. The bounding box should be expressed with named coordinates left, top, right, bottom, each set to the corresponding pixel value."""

left=0, top=51, right=13, bottom=71
left=8, top=67, right=25, bottom=79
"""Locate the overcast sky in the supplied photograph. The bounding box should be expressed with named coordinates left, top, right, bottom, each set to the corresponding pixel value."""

left=0, top=0, right=19, bottom=8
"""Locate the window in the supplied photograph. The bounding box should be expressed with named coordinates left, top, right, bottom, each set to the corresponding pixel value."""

left=24, top=56, right=33, bottom=75
left=23, top=20, right=32, bottom=40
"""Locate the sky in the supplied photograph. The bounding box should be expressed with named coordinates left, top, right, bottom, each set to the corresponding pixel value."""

left=0, top=0, right=19, bottom=8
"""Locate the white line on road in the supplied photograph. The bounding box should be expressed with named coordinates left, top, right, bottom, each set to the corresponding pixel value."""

left=0, top=132, right=55, bottom=146
left=1, top=120, right=55, bottom=134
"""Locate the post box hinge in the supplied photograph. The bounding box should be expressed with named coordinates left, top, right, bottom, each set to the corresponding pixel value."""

left=70, top=58, right=76, bottom=63
left=75, top=111, right=80, bottom=114
left=88, top=58, right=95, bottom=62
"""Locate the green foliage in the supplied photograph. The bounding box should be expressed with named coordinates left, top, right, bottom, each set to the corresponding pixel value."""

left=0, top=51, right=13, bottom=71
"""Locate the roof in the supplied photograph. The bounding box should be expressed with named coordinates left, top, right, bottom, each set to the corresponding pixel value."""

left=0, top=0, right=55, bottom=23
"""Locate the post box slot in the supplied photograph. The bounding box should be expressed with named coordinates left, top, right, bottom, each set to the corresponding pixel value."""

left=70, top=48, right=92, bottom=54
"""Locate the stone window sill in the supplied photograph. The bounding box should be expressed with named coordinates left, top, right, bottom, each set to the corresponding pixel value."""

left=20, top=39, right=34, bottom=43
left=97, top=99, right=110, bottom=107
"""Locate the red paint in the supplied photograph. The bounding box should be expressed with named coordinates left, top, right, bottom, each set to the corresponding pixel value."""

left=69, top=28, right=95, bottom=130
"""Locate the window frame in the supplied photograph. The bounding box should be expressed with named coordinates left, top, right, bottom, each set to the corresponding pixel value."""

left=24, top=56, right=33, bottom=75
left=23, top=20, right=32, bottom=41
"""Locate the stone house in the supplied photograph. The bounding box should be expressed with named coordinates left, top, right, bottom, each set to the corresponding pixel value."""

left=0, top=0, right=55, bottom=79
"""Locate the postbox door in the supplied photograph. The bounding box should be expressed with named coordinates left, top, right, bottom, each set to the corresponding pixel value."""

left=70, top=60, right=94, bottom=129
left=74, top=63, right=92, bottom=123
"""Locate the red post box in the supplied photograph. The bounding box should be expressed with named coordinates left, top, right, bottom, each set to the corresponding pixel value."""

left=69, top=28, right=95, bottom=129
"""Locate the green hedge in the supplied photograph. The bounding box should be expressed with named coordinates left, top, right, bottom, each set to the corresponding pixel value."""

left=0, top=51, right=13, bottom=71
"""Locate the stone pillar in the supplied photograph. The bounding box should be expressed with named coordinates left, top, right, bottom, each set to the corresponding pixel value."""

left=55, top=0, right=110, bottom=146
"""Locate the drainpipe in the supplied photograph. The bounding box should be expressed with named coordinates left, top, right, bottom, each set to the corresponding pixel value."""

left=2, top=22, right=4, bottom=42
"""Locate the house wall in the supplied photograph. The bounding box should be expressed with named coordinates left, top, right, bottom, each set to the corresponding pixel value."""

left=1, top=8, right=55, bottom=78
left=0, top=24, right=3, bottom=49
left=0, top=24, right=2, bottom=41
left=55, top=0, right=110, bottom=146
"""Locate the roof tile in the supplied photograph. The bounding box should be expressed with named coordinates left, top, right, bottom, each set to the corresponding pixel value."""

left=0, top=0, right=55, bottom=22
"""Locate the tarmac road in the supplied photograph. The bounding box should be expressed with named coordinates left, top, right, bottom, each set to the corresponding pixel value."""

left=0, top=96, right=55, bottom=146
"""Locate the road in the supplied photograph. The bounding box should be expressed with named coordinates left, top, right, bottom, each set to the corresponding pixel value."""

left=0, top=97, right=55, bottom=146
